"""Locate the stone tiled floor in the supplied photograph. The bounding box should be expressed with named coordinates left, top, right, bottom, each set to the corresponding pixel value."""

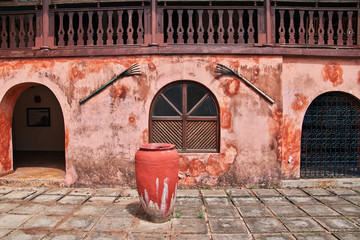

left=0, top=187, right=359, bottom=239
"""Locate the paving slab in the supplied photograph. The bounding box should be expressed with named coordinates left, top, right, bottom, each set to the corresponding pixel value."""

left=279, top=217, right=325, bottom=232
left=334, top=232, right=360, bottom=240
left=92, top=216, right=132, bottom=232
left=227, top=189, right=253, bottom=197
left=21, top=215, right=63, bottom=229
left=173, top=234, right=211, bottom=240
left=267, top=205, right=307, bottom=217
left=244, top=218, right=287, bottom=233
left=177, top=189, right=200, bottom=198
left=86, top=232, right=127, bottom=240
left=42, top=205, right=77, bottom=216
left=57, top=195, right=89, bottom=204
left=327, top=188, right=358, bottom=196
left=176, top=197, right=203, bottom=208
left=172, top=218, right=207, bottom=234
left=31, top=194, right=62, bottom=203
left=208, top=218, right=247, bottom=233
left=203, top=197, right=231, bottom=207
left=68, top=188, right=94, bottom=196
left=56, top=216, right=99, bottom=231
left=131, top=219, right=171, bottom=233
left=293, top=232, right=338, bottom=240
left=0, top=190, right=36, bottom=200
left=315, top=217, right=360, bottom=231
left=173, top=207, right=203, bottom=219
left=94, top=188, right=122, bottom=197
left=2, top=229, right=48, bottom=240
left=287, top=196, right=320, bottom=205
left=43, top=232, right=87, bottom=240
left=341, top=195, right=360, bottom=205
left=252, top=189, right=281, bottom=197
left=44, top=188, right=71, bottom=195
left=206, top=206, right=240, bottom=218
left=201, top=189, right=227, bottom=197
left=212, top=234, right=252, bottom=240
left=259, top=197, right=292, bottom=205
left=85, top=196, right=117, bottom=204
left=0, top=187, right=13, bottom=194
left=277, top=189, right=308, bottom=197
left=301, top=188, right=333, bottom=196
left=73, top=205, right=109, bottom=216
left=298, top=204, right=340, bottom=217
left=252, top=233, right=295, bottom=240
left=329, top=205, right=360, bottom=216
left=0, top=203, right=20, bottom=213
left=314, top=196, right=352, bottom=205
left=128, top=234, right=168, bottom=240
left=121, top=188, right=138, bottom=197
left=9, top=203, right=46, bottom=214
left=114, top=197, right=140, bottom=206
left=0, top=214, right=32, bottom=228
left=232, top=197, right=261, bottom=206
left=237, top=205, right=273, bottom=217
left=106, top=205, right=139, bottom=217
left=0, top=229, right=12, bottom=238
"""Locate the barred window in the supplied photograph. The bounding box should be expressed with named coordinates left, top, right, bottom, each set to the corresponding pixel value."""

left=150, top=81, right=220, bottom=153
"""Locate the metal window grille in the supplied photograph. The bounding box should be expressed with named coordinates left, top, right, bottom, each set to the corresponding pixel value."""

left=301, top=92, right=360, bottom=178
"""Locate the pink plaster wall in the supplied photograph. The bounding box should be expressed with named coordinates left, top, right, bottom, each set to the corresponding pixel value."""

left=0, top=56, right=358, bottom=187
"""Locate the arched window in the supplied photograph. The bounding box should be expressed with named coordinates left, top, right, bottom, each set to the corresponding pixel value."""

left=150, top=81, right=220, bottom=153
left=301, top=92, right=360, bottom=178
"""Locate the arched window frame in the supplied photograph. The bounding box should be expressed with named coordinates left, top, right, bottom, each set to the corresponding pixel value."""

left=149, top=80, right=220, bottom=153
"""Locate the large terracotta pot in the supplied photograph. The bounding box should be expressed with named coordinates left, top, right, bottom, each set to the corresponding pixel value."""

left=135, top=143, right=179, bottom=222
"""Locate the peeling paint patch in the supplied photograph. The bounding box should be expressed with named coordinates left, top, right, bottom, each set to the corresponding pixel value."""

left=142, top=129, right=148, bottom=144
left=291, top=93, right=308, bottom=112
left=68, top=63, right=86, bottom=82
left=322, top=63, right=344, bottom=87
left=282, top=115, right=302, bottom=179
left=128, top=113, right=137, bottom=125
left=188, top=159, right=206, bottom=177
left=179, top=156, right=189, bottom=172
left=110, top=84, right=128, bottom=101
left=220, top=107, right=231, bottom=129
left=0, top=112, right=11, bottom=172
left=221, top=78, right=240, bottom=96
left=148, top=62, right=157, bottom=72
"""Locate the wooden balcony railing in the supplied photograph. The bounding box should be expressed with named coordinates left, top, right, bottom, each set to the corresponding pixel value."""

left=0, top=1, right=359, bottom=57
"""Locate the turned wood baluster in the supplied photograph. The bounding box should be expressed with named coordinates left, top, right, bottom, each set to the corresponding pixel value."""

left=9, top=15, right=16, bottom=48
left=116, top=10, right=124, bottom=44
left=346, top=11, right=353, bottom=45
left=67, top=12, right=74, bottom=46
left=207, top=10, right=214, bottom=44
left=308, top=11, right=315, bottom=44
left=247, top=10, right=255, bottom=43
left=237, top=10, right=244, bottom=44
left=217, top=10, right=224, bottom=43
left=278, top=10, right=286, bottom=43
left=18, top=15, right=26, bottom=48
left=289, top=10, right=295, bottom=44
left=177, top=10, right=184, bottom=44
left=197, top=10, right=204, bottom=43
left=1, top=16, right=7, bottom=48
left=298, top=11, right=305, bottom=44
left=327, top=11, right=334, bottom=45
left=227, top=10, right=234, bottom=44
left=318, top=11, right=325, bottom=45
left=58, top=12, right=65, bottom=46
left=97, top=11, right=104, bottom=45
left=77, top=12, right=84, bottom=45
left=137, top=10, right=144, bottom=44
left=166, top=10, right=174, bottom=43
left=27, top=14, right=35, bottom=47
left=187, top=10, right=194, bottom=44
left=87, top=11, right=94, bottom=45
left=127, top=10, right=134, bottom=44
left=106, top=10, right=114, bottom=45
left=337, top=11, right=344, bottom=45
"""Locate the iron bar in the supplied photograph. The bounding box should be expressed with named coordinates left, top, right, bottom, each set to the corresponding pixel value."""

left=215, top=63, right=275, bottom=104
left=79, top=63, right=140, bottom=104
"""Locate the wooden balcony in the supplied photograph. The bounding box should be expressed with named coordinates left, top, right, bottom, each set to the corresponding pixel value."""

left=0, top=0, right=359, bottom=58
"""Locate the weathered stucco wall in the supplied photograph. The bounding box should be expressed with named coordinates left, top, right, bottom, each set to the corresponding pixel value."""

left=0, top=55, right=358, bottom=187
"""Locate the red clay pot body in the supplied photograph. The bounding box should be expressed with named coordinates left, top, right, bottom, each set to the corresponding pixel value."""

left=135, top=143, right=179, bottom=222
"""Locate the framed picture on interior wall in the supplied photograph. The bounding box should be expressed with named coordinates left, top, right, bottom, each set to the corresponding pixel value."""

left=27, top=108, right=50, bottom=127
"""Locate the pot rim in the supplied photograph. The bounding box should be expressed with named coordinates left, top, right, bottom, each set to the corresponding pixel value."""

left=139, top=143, right=175, bottom=151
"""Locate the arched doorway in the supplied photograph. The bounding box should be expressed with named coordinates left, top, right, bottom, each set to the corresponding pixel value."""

left=1, top=84, right=65, bottom=183
left=301, top=92, right=360, bottom=178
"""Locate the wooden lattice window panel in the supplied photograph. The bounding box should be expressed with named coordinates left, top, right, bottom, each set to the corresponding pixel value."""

left=150, top=81, right=219, bottom=153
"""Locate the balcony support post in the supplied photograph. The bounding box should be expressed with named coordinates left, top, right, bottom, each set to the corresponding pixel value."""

left=34, top=0, right=55, bottom=49
left=265, top=0, right=272, bottom=45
